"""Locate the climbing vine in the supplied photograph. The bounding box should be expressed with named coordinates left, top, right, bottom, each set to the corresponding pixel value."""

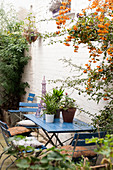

left=52, top=0, right=113, bottom=132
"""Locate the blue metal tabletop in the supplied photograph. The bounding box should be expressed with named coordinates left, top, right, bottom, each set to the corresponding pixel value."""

left=24, top=114, right=95, bottom=133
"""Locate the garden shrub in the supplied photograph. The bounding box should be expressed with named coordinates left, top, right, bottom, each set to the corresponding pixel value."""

left=0, top=3, right=30, bottom=110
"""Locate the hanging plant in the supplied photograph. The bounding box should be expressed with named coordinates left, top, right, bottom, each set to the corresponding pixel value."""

left=23, top=28, right=40, bottom=44
left=22, top=12, right=40, bottom=44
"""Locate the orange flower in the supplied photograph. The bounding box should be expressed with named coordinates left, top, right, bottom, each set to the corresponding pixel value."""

left=67, top=35, right=71, bottom=39
left=66, top=38, right=71, bottom=42
left=98, top=24, right=105, bottom=28
left=98, top=50, right=103, bottom=54
left=60, top=6, right=63, bottom=9
left=86, top=26, right=90, bottom=29
left=55, top=31, right=60, bottom=34
left=83, top=70, right=87, bottom=73
left=86, top=87, right=89, bottom=90
left=88, top=78, right=91, bottom=82
left=104, top=93, right=108, bottom=96
left=98, top=69, right=103, bottom=72
left=89, top=60, right=92, bottom=62
left=79, top=13, right=83, bottom=16
left=87, top=66, right=91, bottom=70
left=74, top=45, right=79, bottom=48
left=103, top=98, right=109, bottom=100
left=85, top=64, right=88, bottom=66
left=73, top=25, right=77, bottom=31
left=97, top=66, right=101, bottom=68
left=82, top=9, right=86, bottom=13
left=57, top=26, right=61, bottom=29
left=93, top=60, right=96, bottom=63
left=102, top=77, right=107, bottom=80
left=64, top=42, right=70, bottom=46
left=56, top=21, right=60, bottom=25
left=94, top=12, right=98, bottom=15
left=74, top=49, right=78, bottom=52
left=104, top=23, right=110, bottom=27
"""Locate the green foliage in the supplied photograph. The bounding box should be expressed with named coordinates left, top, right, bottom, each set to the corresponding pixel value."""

left=5, top=134, right=113, bottom=169
left=86, top=134, right=113, bottom=169
left=42, top=92, right=59, bottom=115
left=0, top=3, right=30, bottom=110
left=92, top=105, right=113, bottom=133
left=6, top=135, right=76, bottom=170
left=75, top=157, right=91, bottom=170
left=52, top=87, right=64, bottom=102
left=60, top=93, right=76, bottom=110
left=48, top=0, right=113, bottom=133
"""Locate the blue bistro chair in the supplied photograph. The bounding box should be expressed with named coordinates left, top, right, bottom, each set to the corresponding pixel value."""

left=16, top=102, right=41, bottom=130
left=27, top=93, right=35, bottom=102
left=0, top=124, right=46, bottom=170
left=60, top=131, right=106, bottom=164
left=8, top=102, right=40, bottom=127
left=8, top=102, right=41, bottom=138
left=0, top=120, right=31, bottom=137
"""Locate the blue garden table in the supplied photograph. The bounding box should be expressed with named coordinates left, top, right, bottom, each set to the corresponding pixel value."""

left=24, top=114, right=95, bottom=147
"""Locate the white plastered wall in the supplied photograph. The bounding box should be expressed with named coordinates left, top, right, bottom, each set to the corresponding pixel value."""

left=22, top=0, right=105, bottom=125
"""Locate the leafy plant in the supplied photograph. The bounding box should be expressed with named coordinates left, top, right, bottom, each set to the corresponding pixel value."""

left=4, top=134, right=113, bottom=169
left=52, top=88, right=64, bottom=102
left=42, top=92, right=59, bottom=115
left=0, top=3, right=30, bottom=110
left=6, top=136, right=76, bottom=170
left=60, top=93, right=76, bottom=110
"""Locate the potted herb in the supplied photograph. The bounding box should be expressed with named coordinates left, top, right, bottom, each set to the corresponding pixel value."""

left=42, top=93, right=59, bottom=123
left=60, top=93, right=76, bottom=123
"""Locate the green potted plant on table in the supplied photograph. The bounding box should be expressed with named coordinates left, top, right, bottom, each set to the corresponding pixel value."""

left=52, top=88, right=64, bottom=118
left=60, top=93, right=76, bottom=123
left=42, top=93, right=59, bottom=123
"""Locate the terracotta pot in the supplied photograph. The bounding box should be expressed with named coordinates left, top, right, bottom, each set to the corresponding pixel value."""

left=62, top=108, right=76, bottom=123
left=54, top=109, right=60, bottom=118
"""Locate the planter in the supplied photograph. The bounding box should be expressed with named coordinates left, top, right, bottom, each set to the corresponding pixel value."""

left=45, top=114, right=54, bottom=123
left=25, top=35, right=38, bottom=44
left=62, top=108, right=76, bottom=123
left=23, top=31, right=39, bottom=44
left=54, top=109, right=60, bottom=119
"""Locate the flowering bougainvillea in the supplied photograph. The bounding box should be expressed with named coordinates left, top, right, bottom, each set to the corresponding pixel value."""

left=55, top=0, right=113, bottom=132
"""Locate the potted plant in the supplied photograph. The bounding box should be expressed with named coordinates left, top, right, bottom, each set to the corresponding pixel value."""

left=42, top=93, right=59, bottom=123
left=60, top=93, right=76, bottom=123
left=22, top=12, right=40, bottom=44
left=52, top=88, right=64, bottom=118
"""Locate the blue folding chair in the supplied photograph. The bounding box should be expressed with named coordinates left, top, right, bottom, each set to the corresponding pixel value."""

left=60, top=131, right=106, bottom=164
left=8, top=102, right=40, bottom=126
left=0, top=124, right=46, bottom=170
left=0, top=120, right=31, bottom=137
left=27, top=93, right=35, bottom=102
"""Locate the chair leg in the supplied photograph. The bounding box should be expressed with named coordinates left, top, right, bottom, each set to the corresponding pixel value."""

left=6, top=157, right=18, bottom=170
left=0, top=155, right=11, bottom=170
left=0, top=150, right=7, bottom=159
left=0, top=142, right=4, bottom=149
